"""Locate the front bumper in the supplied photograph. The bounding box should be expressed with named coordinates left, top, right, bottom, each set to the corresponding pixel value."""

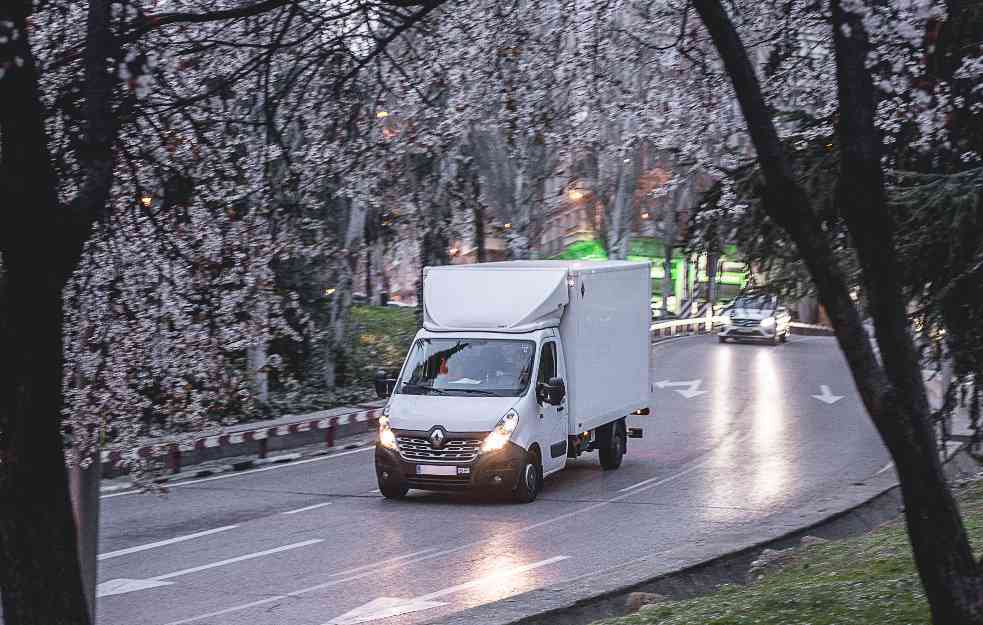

left=375, top=441, right=526, bottom=492
left=719, top=325, right=777, bottom=339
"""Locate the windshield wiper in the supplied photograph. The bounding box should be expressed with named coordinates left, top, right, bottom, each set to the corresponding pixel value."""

left=449, top=388, right=501, bottom=396
left=401, top=383, right=449, bottom=395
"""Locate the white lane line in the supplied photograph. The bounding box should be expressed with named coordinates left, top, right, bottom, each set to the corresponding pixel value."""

left=282, top=502, right=333, bottom=515
left=328, top=548, right=440, bottom=578
left=98, top=525, right=238, bottom=561
left=153, top=539, right=323, bottom=580
left=875, top=461, right=895, bottom=476
left=101, top=446, right=374, bottom=499
left=98, top=539, right=323, bottom=598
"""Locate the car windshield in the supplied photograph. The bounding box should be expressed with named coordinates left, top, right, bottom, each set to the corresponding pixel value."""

left=731, top=294, right=777, bottom=311
left=397, top=338, right=536, bottom=397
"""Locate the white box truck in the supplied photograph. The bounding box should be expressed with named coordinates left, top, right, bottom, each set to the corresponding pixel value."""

left=374, top=260, right=651, bottom=502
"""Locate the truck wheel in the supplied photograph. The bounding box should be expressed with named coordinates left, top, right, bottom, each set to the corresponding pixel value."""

left=599, top=421, right=625, bottom=470
left=513, top=454, right=542, bottom=503
left=379, top=479, right=409, bottom=499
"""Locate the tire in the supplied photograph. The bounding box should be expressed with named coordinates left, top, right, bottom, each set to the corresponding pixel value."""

left=718, top=335, right=727, bottom=343
left=599, top=420, right=625, bottom=470
left=513, top=453, right=542, bottom=503
left=379, top=478, right=409, bottom=499
left=780, top=329, right=789, bottom=343
left=771, top=332, right=781, bottom=346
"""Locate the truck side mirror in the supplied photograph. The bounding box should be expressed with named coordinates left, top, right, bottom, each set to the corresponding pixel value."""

left=374, top=370, right=397, bottom=399
left=547, top=376, right=566, bottom=405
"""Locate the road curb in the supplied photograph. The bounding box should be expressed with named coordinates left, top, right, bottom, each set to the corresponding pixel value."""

left=430, top=447, right=978, bottom=625
left=100, top=403, right=383, bottom=478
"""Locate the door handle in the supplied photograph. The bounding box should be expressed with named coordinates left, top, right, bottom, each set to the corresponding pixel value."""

left=557, top=405, right=565, bottom=412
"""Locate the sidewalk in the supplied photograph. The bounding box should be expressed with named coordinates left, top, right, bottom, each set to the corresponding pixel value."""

left=100, top=399, right=385, bottom=478
left=924, top=370, right=975, bottom=445
left=864, top=320, right=975, bottom=449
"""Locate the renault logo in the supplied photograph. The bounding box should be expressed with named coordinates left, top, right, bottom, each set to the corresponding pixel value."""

left=429, top=428, right=446, bottom=448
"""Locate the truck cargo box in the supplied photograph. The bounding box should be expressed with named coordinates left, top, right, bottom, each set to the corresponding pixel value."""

left=423, top=260, right=650, bottom=435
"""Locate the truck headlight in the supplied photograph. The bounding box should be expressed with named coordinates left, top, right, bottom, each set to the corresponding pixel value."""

left=378, top=414, right=397, bottom=450
left=761, top=317, right=776, bottom=329
left=482, top=409, right=519, bottom=452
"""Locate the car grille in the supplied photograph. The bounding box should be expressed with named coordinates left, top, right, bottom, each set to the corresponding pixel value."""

left=396, top=437, right=482, bottom=463
left=732, top=318, right=759, bottom=327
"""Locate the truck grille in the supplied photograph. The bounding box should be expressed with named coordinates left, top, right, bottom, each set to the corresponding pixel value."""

left=733, top=318, right=759, bottom=327
left=396, top=437, right=482, bottom=463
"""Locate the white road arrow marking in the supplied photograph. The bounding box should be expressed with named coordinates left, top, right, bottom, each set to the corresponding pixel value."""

left=655, top=379, right=707, bottom=399
left=323, top=555, right=569, bottom=625
left=97, top=538, right=322, bottom=597
left=812, top=385, right=844, bottom=405
left=325, top=597, right=448, bottom=625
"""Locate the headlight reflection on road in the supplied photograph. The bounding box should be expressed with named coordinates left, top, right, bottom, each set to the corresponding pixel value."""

left=465, top=552, right=541, bottom=604
left=751, top=349, right=790, bottom=505
left=710, top=347, right=733, bottom=443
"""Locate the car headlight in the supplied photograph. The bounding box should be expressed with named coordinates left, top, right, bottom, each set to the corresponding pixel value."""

left=482, top=409, right=519, bottom=452
left=760, top=317, right=776, bottom=329
left=378, top=413, right=397, bottom=450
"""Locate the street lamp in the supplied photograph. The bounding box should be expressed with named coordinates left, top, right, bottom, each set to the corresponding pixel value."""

left=140, top=195, right=152, bottom=208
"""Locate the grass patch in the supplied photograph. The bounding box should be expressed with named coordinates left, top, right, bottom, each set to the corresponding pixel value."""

left=594, top=479, right=983, bottom=625
left=348, top=304, right=418, bottom=386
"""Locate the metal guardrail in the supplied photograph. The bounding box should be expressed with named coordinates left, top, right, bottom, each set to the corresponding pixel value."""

left=650, top=314, right=726, bottom=340
left=651, top=317, right=834, bottom=341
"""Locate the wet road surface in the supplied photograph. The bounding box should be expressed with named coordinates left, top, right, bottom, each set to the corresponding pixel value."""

left=97, top=335, right=894, bottom=625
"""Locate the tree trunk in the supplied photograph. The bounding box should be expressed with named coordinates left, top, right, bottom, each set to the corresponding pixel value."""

left=365, top=246, right=373, bottom=303
left=68, top=454, right=100, bottom=624
left=472, top=180, right=487, bottom=264
left=509, top=169, right=532, bottom=259
left=683, top=253, right=692, bottom=311
left=607, top=150, right=642, bottom=260
left=707, top=252, right=719, bottom=309
left=832, top=0, right=983, bottom=619
left=0, top=256, right=92, bottom=625
left=662, top=243, right=674, bottom=313
left=0, top=3, right=97, bottom=622
left=247, top=341, right=269, bottom=403
left=693, top=0, right=983, bottom=621
left=416, top=214, right=450, bottom=327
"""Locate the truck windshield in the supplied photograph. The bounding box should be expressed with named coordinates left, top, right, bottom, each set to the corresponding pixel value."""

left=397, top=338, right=536, bottom=398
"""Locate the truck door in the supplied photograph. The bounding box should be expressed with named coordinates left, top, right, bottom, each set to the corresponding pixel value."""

left=537, top=340, right=568, bottom=473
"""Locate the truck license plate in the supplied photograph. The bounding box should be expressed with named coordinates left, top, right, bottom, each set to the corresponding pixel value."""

left=416, top=465, right=457, bottom=476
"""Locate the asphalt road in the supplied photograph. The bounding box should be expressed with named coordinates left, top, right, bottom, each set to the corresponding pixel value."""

left=97, top=335, right=895, bottom=625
